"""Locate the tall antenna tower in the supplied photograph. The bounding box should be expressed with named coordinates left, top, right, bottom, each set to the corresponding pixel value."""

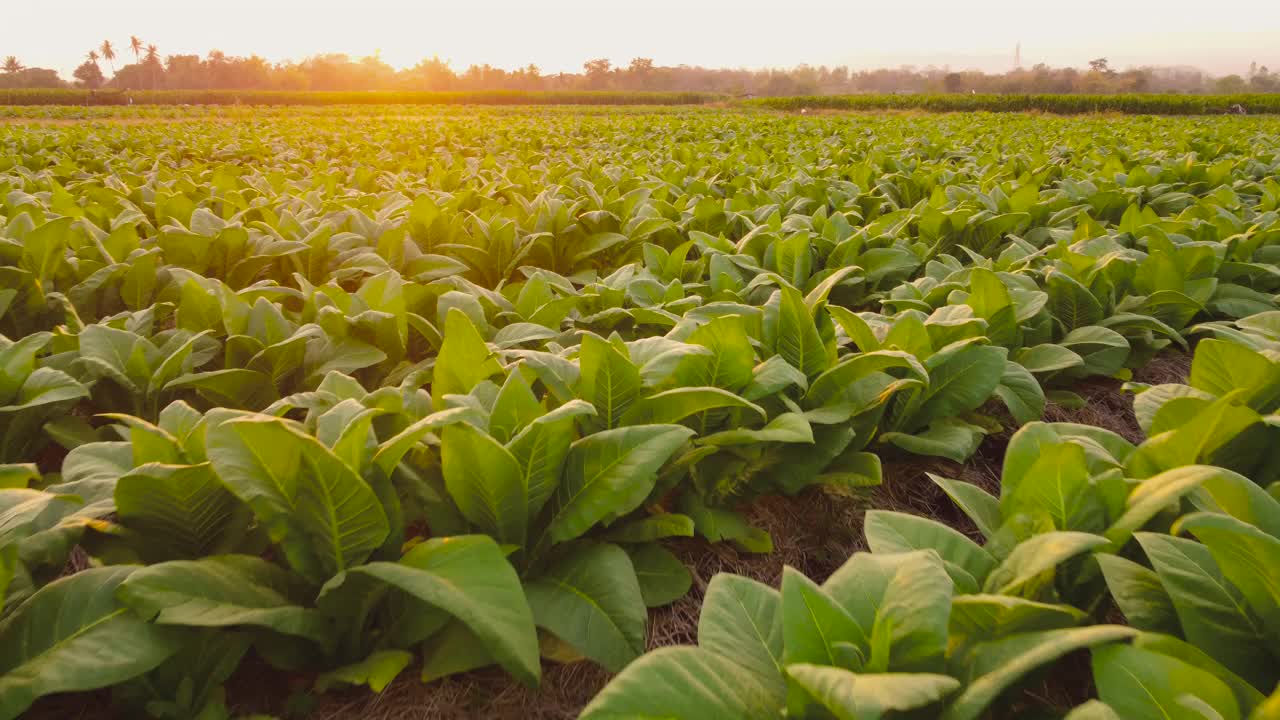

left=1015, top=42, right=1022, bottom=69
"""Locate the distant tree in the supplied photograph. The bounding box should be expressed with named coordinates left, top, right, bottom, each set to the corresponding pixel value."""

left=100, top=40, right=116, bottom=77
left=87, top=50, right=99, bottom=64
left=130, top=36, right=143, bottom=64
left=627, top=57, right=654, bottom=89
left=2, top=56, right=22, bottom=75
left=73, top=60, right=105, bottom=89
left=144, top=44, right=161, bottom=89
left=583, top=58, right=612, bottom=89
left=1088, top=57, right=1113, bottom=75
left=943, top=72, right=963, bottom=93
left=1216, top=74, right=1248, bottom=93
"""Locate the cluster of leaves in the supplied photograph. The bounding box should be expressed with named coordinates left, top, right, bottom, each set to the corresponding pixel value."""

left=0, top=109, right=1279, bottom=718
left=587, top=329, right=1280, bottom=719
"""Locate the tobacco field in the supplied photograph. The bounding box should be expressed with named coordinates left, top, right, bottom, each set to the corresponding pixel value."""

left=1, top=106, right=1279, bottom=719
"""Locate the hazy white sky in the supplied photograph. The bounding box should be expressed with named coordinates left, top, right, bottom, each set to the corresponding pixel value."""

left=7, top=0, right=1280, bottom=79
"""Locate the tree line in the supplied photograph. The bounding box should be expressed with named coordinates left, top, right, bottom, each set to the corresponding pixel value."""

left=3, top=42, right=1279, bottom=95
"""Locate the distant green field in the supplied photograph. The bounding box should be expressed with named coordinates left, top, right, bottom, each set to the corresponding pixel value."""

left=3, top=107, right=1280, bottom=720
left=2, top=87, right=1280, bottom=114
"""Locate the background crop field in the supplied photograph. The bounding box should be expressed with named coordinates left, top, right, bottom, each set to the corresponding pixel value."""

left=2, top=106, right=1279, bottom=720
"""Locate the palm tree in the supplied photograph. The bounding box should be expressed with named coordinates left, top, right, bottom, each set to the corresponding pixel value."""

left=2, top=56, right=23, bottom=75
left=130, top=36, right=143, bottom=64
left=144, top=44, right=160, bottom=90
left=100, top=40, right=116, bottom=78
left=87, top=50, right=99, bottom=65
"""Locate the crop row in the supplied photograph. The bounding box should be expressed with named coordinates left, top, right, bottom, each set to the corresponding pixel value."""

left=6, top=89, right=1280, bottom=114
left=0, top=110, right=1278, bottom=718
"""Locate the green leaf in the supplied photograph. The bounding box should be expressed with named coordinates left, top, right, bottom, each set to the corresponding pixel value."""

left=982, top=531, right=1109, bottom=596
left=628, top=543, right=692, bottom=607
left=206, top=416, right=389, bottom=585
left=884, top=417, right=986, bottom=463
left=1093, top=643, right=1242, bottom=720
left=871, top=551, right=953, bottom=672
left=1065, top=701, right=1123, bottom=720
left=315, top=650, right=412, bottom=693
left=0, top=567, right=182, bottom=720
left=1178, top=513, right=1280, bottom=647
left=1002, top=441, right=1104, bottom=532
left=577, top=333, right=642, bottom=430
left=1190, top=339, right=1280, bottom=411
left=1048, top=271, right=1104, bottom=332
left=1137, top=532, right=1274, bottom=688
left=698, top=574, right=785, bottom=690
left=948, top=594, right=1086, bottom=649
left=547, top=424, right=694, bottom=543
left=1105, top=465, right=1221, bottom=548
left=912, top=343, right=1007, bottom=429
left=432, top=308, right=502, bottom=408
left=676, top=315, right=756, bottom=391
left=0, top=464, right=39, bottom=490
left=865, top=510, right=996, bottom=587
left=116, top=555, right=329, bottom=645
left=1096, top=554, right=1180, bottom=635
left=1015, top=344, right=1085, bottom=374
left=321, top=535, right=539, bottom=687
left=941, top=625, right=1138, bottom=720
left=763, top=284, right=829, bottom=379
left=115, top=463, right=247, bottom=561
left=507, top=399, right=596, bottom=519
left=994, top=360, right=1046, bottom=425
left=928, top=473, right=1001, bottom=540
left=524, top=543, right=647, bottom=672
left=579, top=646, right=784, bottom=720
left=1131, top=633, right=1266, bottom=714
left=623, top=386, right=765, bottom=426
left=782, top=567, right=866, bottom=667
left=787, top=665, right=959, bottom=720
left=601, top=513, right=694, bottom=543
left=441, top=422, right=527, bottom=546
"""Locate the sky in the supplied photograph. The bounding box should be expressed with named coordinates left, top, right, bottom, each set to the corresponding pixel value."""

left=7, top=0, right=1280, bottom=80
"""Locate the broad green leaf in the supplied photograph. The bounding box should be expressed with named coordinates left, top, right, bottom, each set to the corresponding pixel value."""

left=622, top=386, right=765, bottom=426
left=928, top=473, right=1001, bottom=540
left=1093, top=643, right=1241, bottom=720
left=432, top=308, right=502, bottom=407
left=524, top=543, right=647, bottom=672
left=322, top=535, right=539, bottom=687
left=577, top=333, right=642, bottom=429
left=206, top=416, right=389, bottom=584
left=579, top=646, right=783, bottom=720
left=698, top=573, right=785, bottom=690
left=864, top=510, right=996, bottom=587
left=547, top=424, right=694, bottom=543
left=994, top=360, right=1046, bottom=425
left=315, top=650, right=412, bottom=693
left=0, top=567, right=182, bottom=720
left=1105, top=465, right=1221, bottom=548
left=883, top=417, right=986, bottom=463
left=115, top=462, right=247, bottom=561
left=116, top=555, right=329, bottom=645
left=786, top=665, right=959, bottom=720
left=941, top=625, right=1137, bottom=720
left=782, top=567, right=866, bottom=667
left=1096, top=554, right=1180, bottom=635
left=1137, top=532, right=1274, bottom=688
left=911, top=344, right=1007, bottom=429
left=763, top=284, right=829, bottom=379
left=1178, top=513, right=1280, bottom=646
left=628, top=543, right=692, bottom=607
left=676, top=314, right=756, bottom=391
left=983, top=531, right=1109, bottom=596
left=441, top=422, right=527, bottom=545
